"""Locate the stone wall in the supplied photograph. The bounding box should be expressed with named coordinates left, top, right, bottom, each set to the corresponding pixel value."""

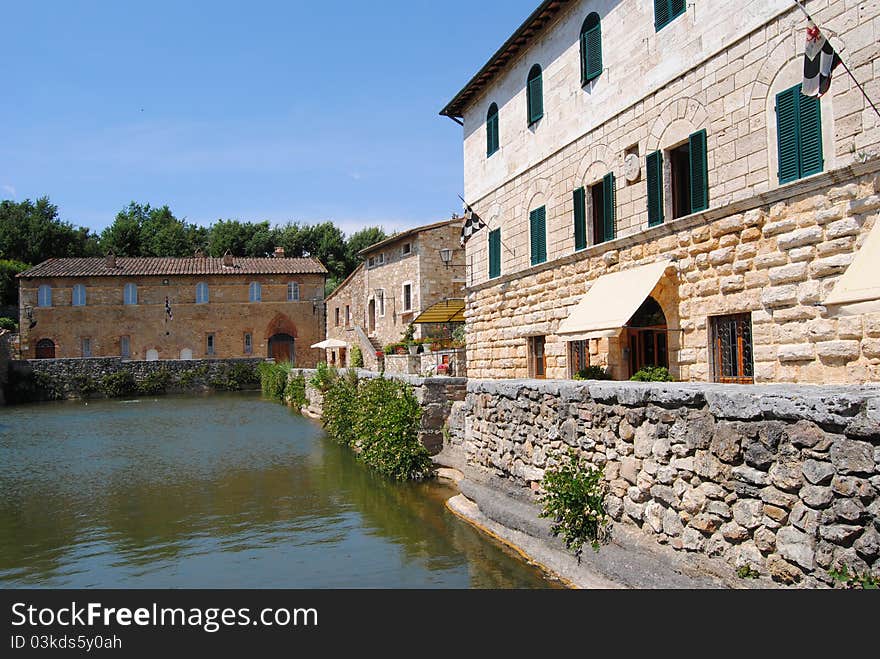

left=7, top=357, right=265, bottom=402
left=383, top=348, right=467, bottom=377
left=447, top=379, right=880, bottom=586
left=0, top=330, right=9, bottom=405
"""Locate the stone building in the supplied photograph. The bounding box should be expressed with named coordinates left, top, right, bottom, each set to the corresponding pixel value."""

left=442, top=0, right=880, bottom=384
left=17, top=252, right=328, bottom=365
left=325, top=219, right=466, bottom=369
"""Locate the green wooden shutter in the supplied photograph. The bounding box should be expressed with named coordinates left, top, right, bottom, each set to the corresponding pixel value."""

left=799, top=91, right=824, bottom=178
left=528, top=70, right=543, bottom=124
left=670, top=0, right=686, bottom=18
left=487, top=108, right=499, bottom=157
left=530, top=206, right=546, bottom=265
left=646, top=150, right=664, bottom=226
left=654, top=0, right=670, bottom=30
left=603, top=172, right=616, bottom=242
left=573, top=187, right=587, bottom=251
left=776, top=86, right=800, bottom=184
left=689, top=129, right=709, bottom=213
left=584, top=24, right=602, bottom=82
left=489, top=229, right=501, bottom=279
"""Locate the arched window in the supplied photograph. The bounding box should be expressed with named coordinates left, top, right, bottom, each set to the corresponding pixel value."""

left=486, top=103, right=500, bottom=157
left=72, top=284, right=86, bottom=307
left=38, top=285, right=52, bottom=308
left=249, top=282, right=262, bottom=302
left=580, top=13, right=602, bottom=85
left=527, top=64, right=543, bottom=126
left=124, top=283, right=138, bottom=305
left=196, top=282, right=209, bottom=304
left=287, top=282, right=300, bottom=301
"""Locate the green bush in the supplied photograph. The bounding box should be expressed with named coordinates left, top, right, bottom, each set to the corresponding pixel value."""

left=101, top=370, right=136, bottom=398
left=258, top=361, right=292, bottom=402
left=573, top=365, right=612, bottom=381
left=0, top=316, right=17, bottom=331
left=538, top=450, right=611, bottom=560
left=309, top=361, right=336, bottom=393
left=350, top=345, right=364, bottom=368
left=286, top=371, right=308, bottom=409
left=322, top=369, right=360, bottom=448
left=70, top=373, right=98, bottom=398
left=138, top=367, right=171, bottom=395
left=211, top=362, right=259, bottom=391
left=630, top=366, right=672, bottom=382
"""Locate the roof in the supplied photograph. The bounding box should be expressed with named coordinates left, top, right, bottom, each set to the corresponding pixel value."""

left=324, top=263, right=364, bottom=303
left=412, top=299, right=465, bottom=324
left=17, top=256, right=328, bottom=279
left=359, top=219, right=459, bottom=257
left=440, top=0, right=573, bottom=119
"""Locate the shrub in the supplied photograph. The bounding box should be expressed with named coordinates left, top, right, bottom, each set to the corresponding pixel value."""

left=0, top=316, right=16, bottom=331
left=322, top=369, right=360, bottom=448
left=101, top=370, right=136, bottom=398
left=350, top=345, right=364, bottom=368
left=829, top=564, right=879, bottom=589
left=630, top=366, right=672, bottom=382
left=402, top=323, right=415, bottom=344
left=309, top=361, right=336, bottom=393
left=70, top=373, right=98, bottom=398
left=573, top=365, right=612, bottom=381
left=286, top=371, right=308, bottom=409
left=211, top=362, right=259, bottom=391
left=258, top=361, right=292, bottom=402
left=538, top=450, right=611, bottom=561
left=138, top=367, right=171, bottom=395
left=451, top=325, right=466, bottom=347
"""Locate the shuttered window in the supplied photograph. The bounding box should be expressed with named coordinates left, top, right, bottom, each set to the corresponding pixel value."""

left=602, top=172, right=617, bottom=242
left=654, top=0, right=686, bottom=31
left=573, top=187, right=587, bottom=251
left=527, top=65, right=543, bottom=125
left=487, top=103, right=500, bottom=157
left=646, top=151, right=664, bottom=226
left=689, top=129, right=709, bottom=213
left=488, top=229, right=502, bottom=279
left=72, top=284, right=86, bottom=307
left=580, top=13, right=602, bottom=85
left=530, top=206, right=547, bottom=266
left=776, top=84, right=824, bottom=184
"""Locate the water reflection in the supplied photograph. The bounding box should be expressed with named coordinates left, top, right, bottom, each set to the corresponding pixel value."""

left=0, top=394, right=557, bottom=588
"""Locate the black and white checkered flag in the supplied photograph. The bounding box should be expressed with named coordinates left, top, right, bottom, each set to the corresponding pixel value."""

left=165, top=295, right=173, bottom=321
left=803, top=21, right=841, bottom=97
left=459, top=200, right=487, bottom=247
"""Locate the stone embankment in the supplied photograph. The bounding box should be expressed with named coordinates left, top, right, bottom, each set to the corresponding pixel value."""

left=442, top=379, right=880, bottom=587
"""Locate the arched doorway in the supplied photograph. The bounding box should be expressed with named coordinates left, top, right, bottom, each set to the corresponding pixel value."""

left=268, top=334, right=295, bottom=363
left=368, top=298, right=376, bottom=334
left=180, top=348, right=193, bottom=360
left=625, top=297, right=668, bottom=376
left=35, top=339, right=55, bottom=359
left=146, top=349, right=159, bottom=362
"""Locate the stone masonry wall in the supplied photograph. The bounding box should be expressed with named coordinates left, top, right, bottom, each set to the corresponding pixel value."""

left=449, top=379, right=880, bottom=586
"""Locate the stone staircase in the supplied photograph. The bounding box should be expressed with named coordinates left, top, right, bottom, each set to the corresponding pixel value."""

left=354, top=325, right=384, bottom=370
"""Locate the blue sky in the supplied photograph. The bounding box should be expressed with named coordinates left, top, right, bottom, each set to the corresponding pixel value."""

left=0, top=0, right=538, bottom=236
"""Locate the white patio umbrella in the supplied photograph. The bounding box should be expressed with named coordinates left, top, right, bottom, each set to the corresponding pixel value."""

left=311, top=339, right=348, bottom=349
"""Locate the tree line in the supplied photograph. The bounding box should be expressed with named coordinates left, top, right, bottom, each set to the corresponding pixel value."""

left=0, top=197, right=387, bottom=308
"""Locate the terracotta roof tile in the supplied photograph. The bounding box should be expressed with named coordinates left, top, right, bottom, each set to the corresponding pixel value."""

left=18, top=257, right=328, bottom=279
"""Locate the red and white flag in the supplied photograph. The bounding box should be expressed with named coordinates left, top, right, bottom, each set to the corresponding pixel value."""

left=802, top=21, right=841, bottom=97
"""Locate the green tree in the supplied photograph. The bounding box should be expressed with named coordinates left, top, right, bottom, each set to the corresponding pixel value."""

left=140, top=205, right=194, bottom=257
left=99, top=202, right=147, bottom=256
left=245, top=221, right=279, bottom=257
left=209, top=219, right=260, bottom=256
left=0, top=259, right=30, bottom=308
left=345, top=226, right=387, bottom=271
left=0, top=197, right=99, bottom=264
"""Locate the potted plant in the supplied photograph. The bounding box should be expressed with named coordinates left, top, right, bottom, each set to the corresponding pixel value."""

left=402, top=323, right=419, bottom=355
left=437, top=363, right=449, bottom=376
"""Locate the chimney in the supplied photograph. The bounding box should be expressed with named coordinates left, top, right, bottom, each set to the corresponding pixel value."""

left=105, top=252, right=117, bottom=269
left=273, top=246, right=285, bottom=259
left=222, top=251, right=234, bottom=267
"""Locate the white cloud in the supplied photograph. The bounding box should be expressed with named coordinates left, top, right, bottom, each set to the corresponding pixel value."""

left=1, top=184, right=15, bottom=199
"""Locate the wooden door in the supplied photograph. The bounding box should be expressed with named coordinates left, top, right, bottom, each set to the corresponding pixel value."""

left=272, top=341, right=290, bottom=363
left=35, top=339, right=55, bottom=359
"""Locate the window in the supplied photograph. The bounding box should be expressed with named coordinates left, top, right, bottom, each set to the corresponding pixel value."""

left=573, top=188, right=587, bottom=251
left=367, top=256, right=375, bottom=268
left=124, top=283, right=138, bottom=305
left=711, top=314, right=754, bottom=384
left=244, top=332, right=253, bottom=355
left=654, top=0, right=686, bottom=31
left=81, top=337, right=91, bottom=358
left=377, top=289, right=385, bottom=317
left=249, top=282, right=262, bottom=302
left=206, top=333, right=216, bottom=356
left=38, top=285, right=52, bottom=307
left=593, top=173, right=617, bottom=244
left=402, top=283, right=412, bottom=312
left=402, top=242, right=412, bottom=256
left=776, top=84, right=823, bottom=184
left=569, top=340, right=589, bottom=377
left=120, top=336, right=131, bottom=359
left=488, top=228, right=502, bottom=279
left=487, top=102, right=500, bottom=156
left=335, top=307, right=340, bottom=327
left=529, top=206, right=547, bottom=266
left=367, top=253, right=385, bottom=268
left=377, top=253, right=385, bottom=265
left=580, top=13, right=602, bottom=85
left=345, top=305, right=351, bottom=326
left=72, top=284, right=86, bottom=307
left=529, top=336, right=546, bottom=379
left=646, top=150, right=664, bottom=226
left=668, top=130, right=709, bottom=220
left=196, top=282, right=209, bottom=304
left=527, top=64, right=543, bottom=125
left=288, top=282, right=300, bottom=301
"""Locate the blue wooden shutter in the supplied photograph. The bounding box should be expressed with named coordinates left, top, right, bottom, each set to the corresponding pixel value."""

left=573, top=187, right=587, bottom=251
left=646, top=151, right=664, bottom=226
left=689, top=129, right=709, bottom=213
left=530, top=207, right=546, bottom=265
left=799, top=91, right=824, bottom=178
left=603, top=172, right=616, bottom=242
left=584, top=23, right=602, bottom=82
left=776, top=86, right=800, bottom=184
left=489, top=229, right=501, bottom=279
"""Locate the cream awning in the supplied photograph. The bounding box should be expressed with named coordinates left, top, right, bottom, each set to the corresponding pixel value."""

left=412, top=299, right=465, bottom=324
left=311, top=339, right=348, bottom=349
left=556, top=260, right=673, bottom=341
left=824, top=219, right=880, bottom=315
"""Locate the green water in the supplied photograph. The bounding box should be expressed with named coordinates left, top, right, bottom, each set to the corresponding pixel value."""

left=0, top=393, right=557, bottom=588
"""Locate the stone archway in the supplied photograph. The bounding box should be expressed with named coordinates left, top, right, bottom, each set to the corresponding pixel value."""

left=623, top=297, right=669, bottom=377
left=35, top=338, right=55, bottom=359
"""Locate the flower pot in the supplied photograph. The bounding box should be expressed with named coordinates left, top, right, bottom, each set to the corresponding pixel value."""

left=394, top=346, right=407, bottom=355
left=408, top=344, right=419, bottom=356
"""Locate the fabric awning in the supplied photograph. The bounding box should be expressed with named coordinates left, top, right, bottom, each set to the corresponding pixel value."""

left=412, top=299, right=465, bottom=324
left=311, top=339, right=348, bottom=349
left=824, top=219, right=880, bottom=315
left=556, top=260, right=673, bottom=341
